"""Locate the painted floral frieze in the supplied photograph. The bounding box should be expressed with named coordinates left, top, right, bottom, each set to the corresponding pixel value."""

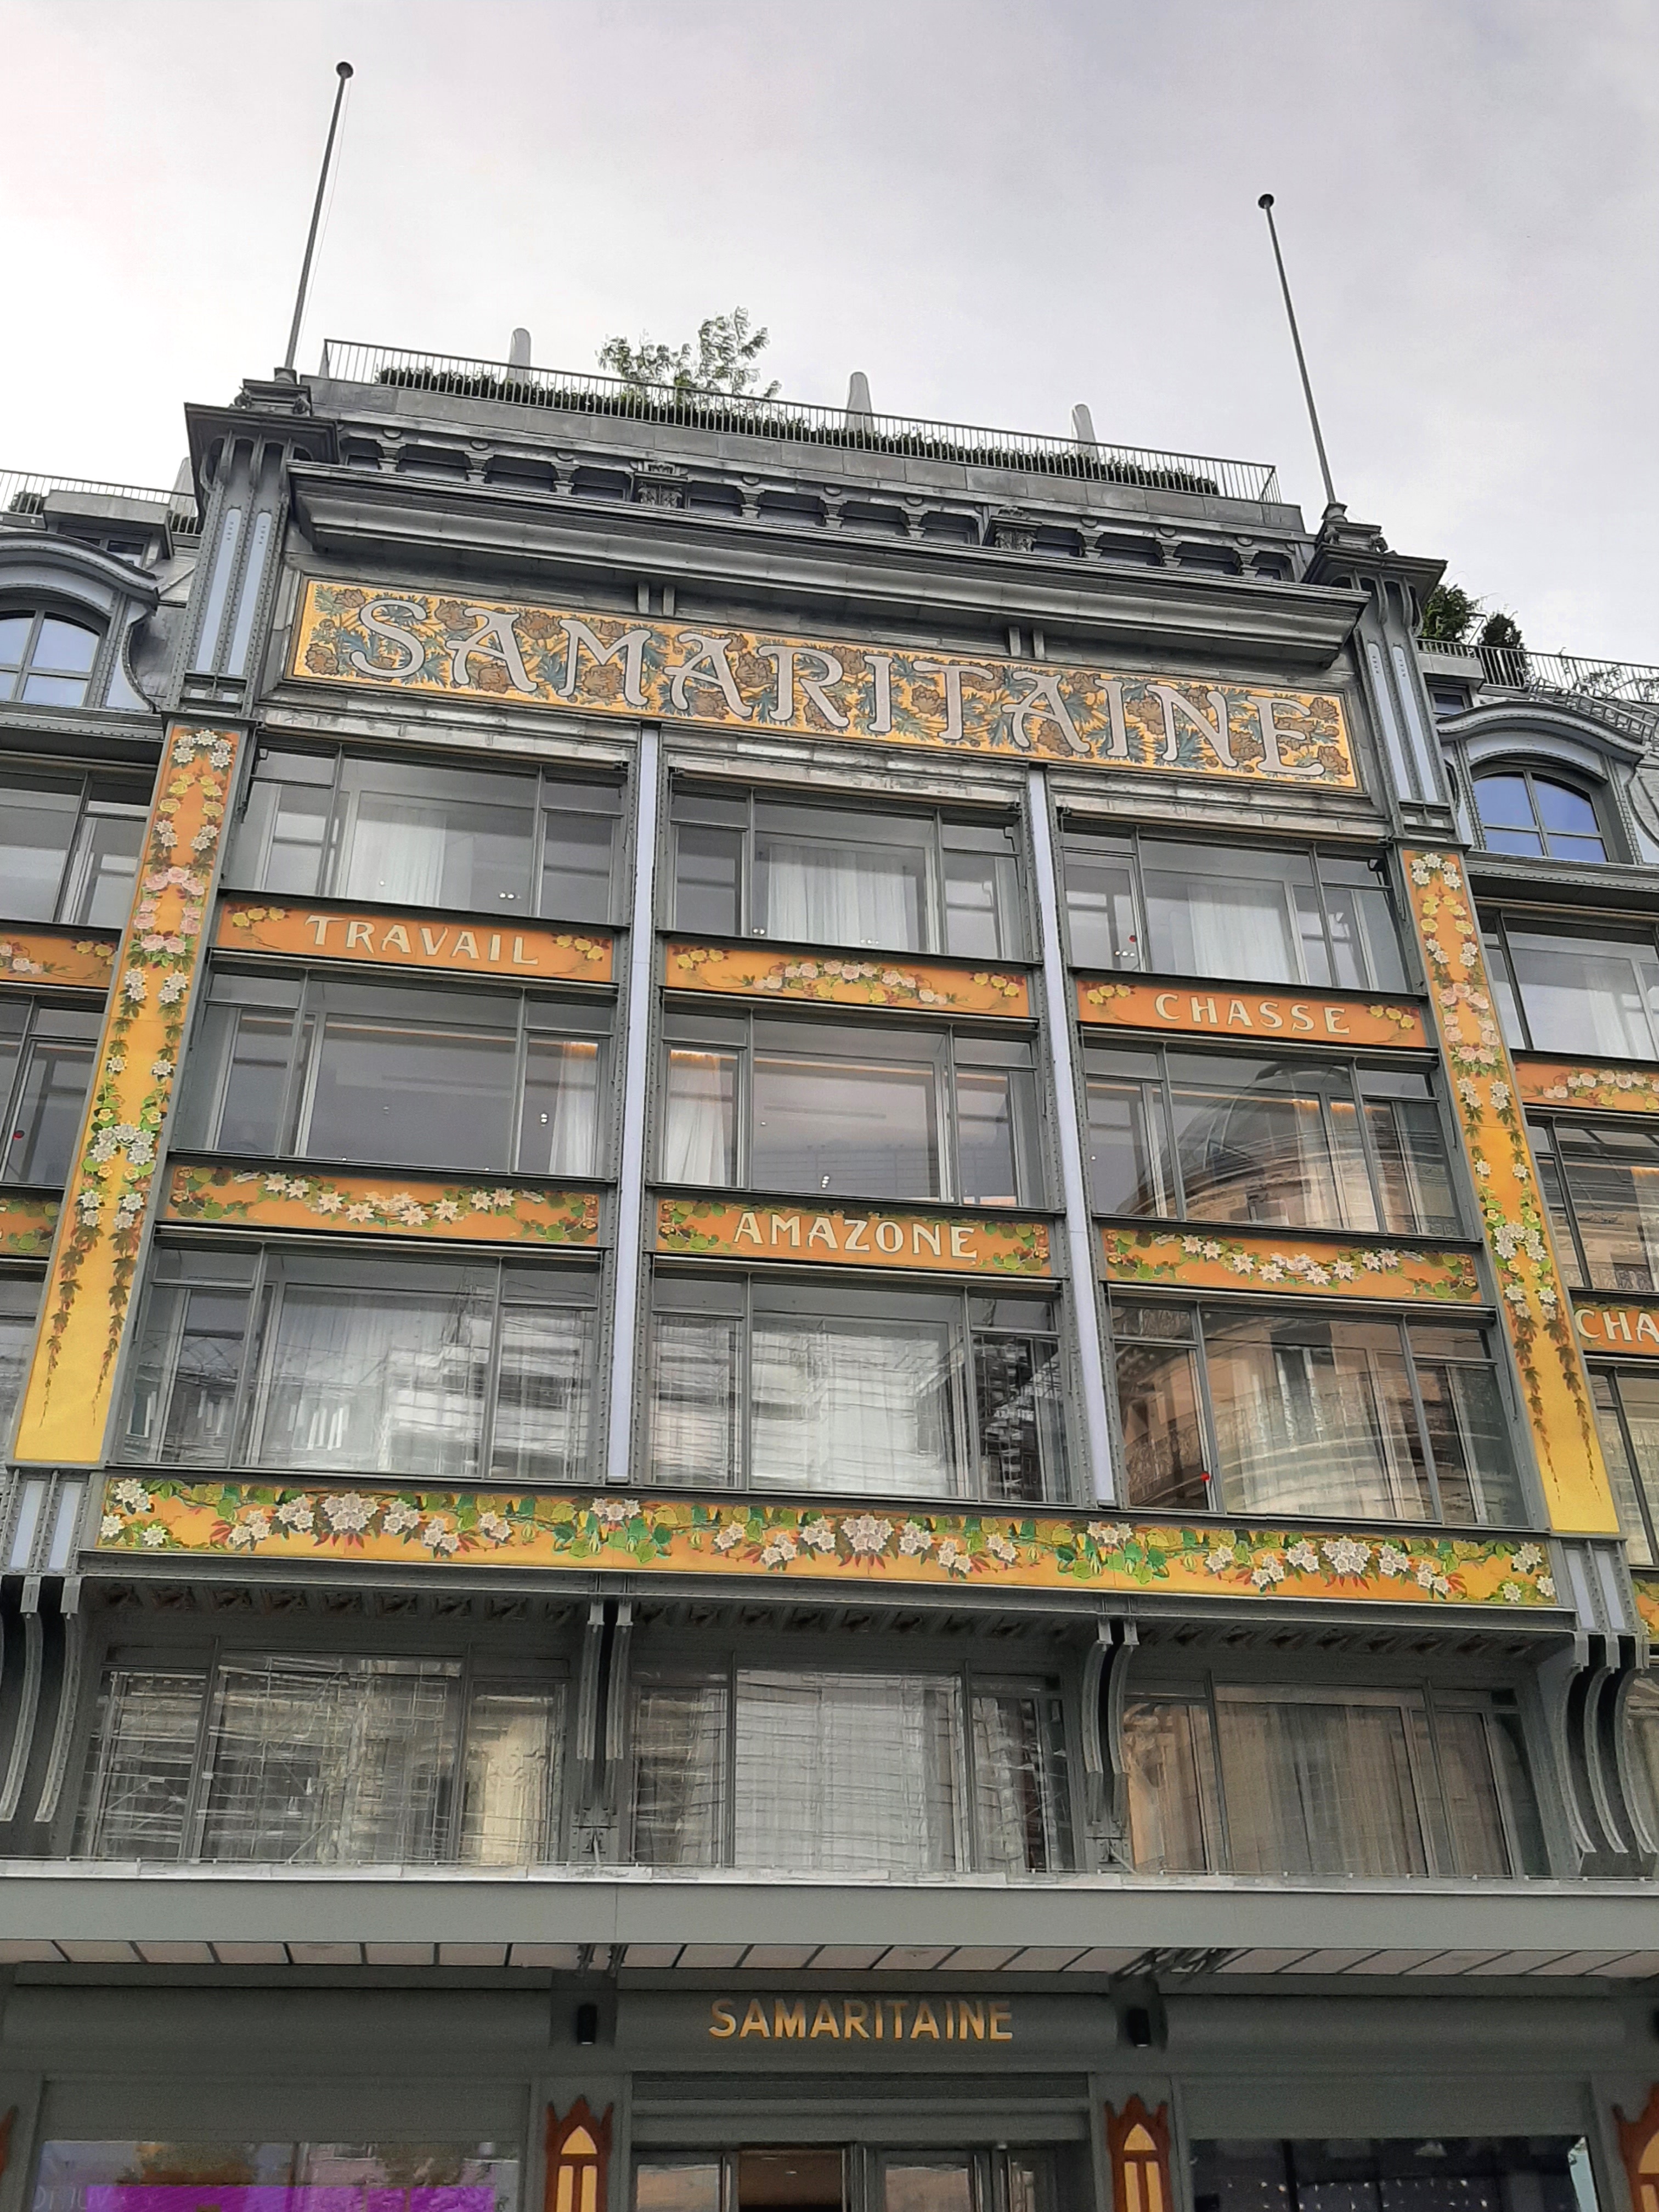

left=0, top=1193, right=58, bottom=1260
left=0, top=931, right=117, bottom=993
left=657, top=1197, right=1049, bottom=1276
left=218, top=902, right=614, bottom=985
left=666, top=943, right=1029, bottom=1018
left=95, top=1479, right=1560, bottom=1610
left=1514, top=1058, right=1659, bottom=1116
left=1101, top=1225, right=1481, bottom=1303
left=1403, top=850, right=1617, bottom=1533
left=1632, top=1574, right=1659, bottom=1641
left=14, top=728, right=240, bottom=1465
left=1077, top=977, right=1427, bottom=1051
left=166, top=1164, right=601, bottom=1247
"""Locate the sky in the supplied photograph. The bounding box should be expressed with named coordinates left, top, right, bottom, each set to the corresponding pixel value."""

left=5, top=0, right=1657, bottom=663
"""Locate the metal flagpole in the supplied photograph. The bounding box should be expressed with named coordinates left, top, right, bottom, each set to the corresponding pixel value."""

left=281, top=61, right=354, bottom=376
left=1257, top=191, right=1339, bottom=515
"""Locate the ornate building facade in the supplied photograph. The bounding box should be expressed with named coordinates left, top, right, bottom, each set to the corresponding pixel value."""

left=2, top=348, right=1659, bottom=2212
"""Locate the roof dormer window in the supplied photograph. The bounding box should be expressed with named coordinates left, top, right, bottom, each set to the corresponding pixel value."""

left=0, top=611, right=99, bottom=706
left=1473, top=769, right=1607, bottom=864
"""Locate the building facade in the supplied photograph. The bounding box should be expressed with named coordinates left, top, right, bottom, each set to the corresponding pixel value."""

left=3, top=351, right=1659, bottom=2212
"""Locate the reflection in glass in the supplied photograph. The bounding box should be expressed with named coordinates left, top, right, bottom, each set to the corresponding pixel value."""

left=631, top=1676, right=729, bottom=1867
left=752, top=1053, right=939, bottom=1198
left=1215, top=1693, right=1427, bottom=1876
left=751, top=1314, right=958, bottom=1496
left=1504, top=926, right=1659, bottom=1057
left=758, top=834, right=926, bottom=951
left=1593, top=1368, right=1659, bottom=1566
left=1111, top=1303, right=1209, bottom=1509
left=1123, top=1698, right=1218, bottom=1873
left=2, top=1008, right=99, bottom=1184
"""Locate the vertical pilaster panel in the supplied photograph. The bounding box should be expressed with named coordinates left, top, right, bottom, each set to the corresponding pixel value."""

left=13, top=725, right=241, bottom=1465
left=1402, top=848, right=1619, bottom=1531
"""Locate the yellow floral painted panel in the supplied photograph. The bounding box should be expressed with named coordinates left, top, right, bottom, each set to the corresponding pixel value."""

left=1077, top=977, right=1427, bottom=1051
left=95, top=1479, right=1560, bottom=1611
left=657, top=1198, right=1050, bottom=1276
left=1632, top=1574, right=1659, bottom=1639
left=1101, top=1225, right=1481, bottom=1304
left=1573, top=1300, right=1659, bottom=1358
left=666, top=944, right=1030, bottom=1018
left=217, top=902, right=614, bottom=985
left=14, top=729, right=240, bottom=1466
left=0, top=1193, right=58, bottom=1260
left=165, top=1164, right=601, bottom=1246
left=0, top=930, right=117, bottom=992
left=1402, top=850, right=1618, bottom=1532
left=1515, top=1058, right=1659, bottom=1115
left=291, top=581, right=1358, bottom=787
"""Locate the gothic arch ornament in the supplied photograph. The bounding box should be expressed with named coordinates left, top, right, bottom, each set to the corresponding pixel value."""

left=545, top=2099, right=613, bottom=2212
left=1617, top=2085, right=1659, bottom=2212
left=1105, top=2097, right=1172, bottom=2212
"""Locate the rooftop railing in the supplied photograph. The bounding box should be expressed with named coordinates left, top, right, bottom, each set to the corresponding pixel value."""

left=0, top=469, right=200, bottom=540
left=318, top=341, right=1283, bottom=505
left=1420, top=636, right=1659, bottom=742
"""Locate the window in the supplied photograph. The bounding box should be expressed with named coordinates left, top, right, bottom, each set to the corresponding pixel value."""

left=1190, top=2136, right=1590, bottom=2212
left=650, top=1274, right=1066, bottom=1501
left=662, top=1013, right=1040, bottom=1205
left=1483, top=915, right=1659, bottom=1058
left=0, top=1276, right=41, bottom=1443
left=1124, top=1683, right=1546, bottom=1877
left=0, top=999, right=101, bottom=1184
left=636, top=2149, right=1058, bottom=2212
left=121, top=1245, right=597, bottom=1481
left=670, top=786, right=1027, bottom=960
left=1062, top=830, right=1407, bottom=991
left=0, top=611, right=99, bottom=705
left=629, top=1663, right=1071, bottom=1874
left=180, top=970, right=609, bottom=1177
left=1530, top=1118, right=1659, bottom=1292
left=35, top=2143, right=520, bottom=2212
left=1110, top=1300, right=1522, bottom=1524
left=0, top=769, right=148, bottom=925
left=1590, top=1369, right=1659, bottom=1566
left=1475, top=769, right=1609, bottom=862
left=1087, top=1044, right=1458, bottom=1238
left=75, top=1650, right=563, bottom=1866
left=228, top=746, right=622, bottom=921
left=1624, top=1674, right=1659, bottom=1842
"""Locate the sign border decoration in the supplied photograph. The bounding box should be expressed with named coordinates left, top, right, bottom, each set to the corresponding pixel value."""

left=1101, top=1226, right=1481, bottom=1304
left=0, top=930, right=117, bottom=993
left=217, top=901, right=614, bottom=985
left=667, top=943, right=1030, bottom=1019
left=291, top=582, right=1358, bottom=788
left=166, top=1164, right=602, bottom=1248
left=657, top=1198, right=1050, bottom=1276
left=1514, top=1059, right=1659, bottom=1116
left=1078, top=977, right=1427, bottom=1051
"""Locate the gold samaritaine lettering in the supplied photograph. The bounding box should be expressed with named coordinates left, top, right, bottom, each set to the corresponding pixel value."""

left=810, top=2002, right=840, bottom=2039
left=739, top=2000, right=770, bottom=2038
left=709, top=2002, right=737, bottom=2039
left=989, top=2004, right=1013, bottom=2041
left=775, top=2000, right=807, bottom=2040
left=708, top=1994, right=1012, bottom=2048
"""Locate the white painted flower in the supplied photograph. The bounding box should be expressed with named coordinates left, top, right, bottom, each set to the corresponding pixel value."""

left=240, top=1509, right=272, bottom=1543
left=845, top=1513, right=895, bottom=1556
left=312, top=1190, right=345, bottom=1215
left=77, top=1192, right=101, bottom=1222
left=1474, top=1159, right=1491, bottom=1180
left=112, top=1479, right=151, bottom=1511
left=1499, top=1580, right=1523, bottom=1604
left=1431, top=1573, right=1452, bottom=1596
left=470, top=1191, right=495, bottom=1211
left=713, top=1520, right=746, bottom=1553
left=1504, top=1284, right=1528, bottom=1309
left=1333, top=1261, right=1357, bottom=1280
left=477, top=1511, right=512, bottom=1543
left=1088, top=1521, right=1132, bottom=1548
left=936, top=1538, right=972, bottom=1575
left=594, top=1498, right=636, bottom=1527
left=759, top=1533, right=798, bottom=1567
left=383, top=1502, right=422, bottom=1535
left=140, top=1523, right=168, bottom=1548
left=1250, top=1554, right=1286, bottom=1588
left=150, top=1058, right=174, bottom=1080
left=1228, top=1252, right=1256, bottom=1274
left=1182, top=1236, right=1204, bottom=1255
left=1490, top=1081, right=1511, bottom=1111
left=985, top=1530, right=1019, bottom=1566
left=100, top=1514, right=123, bottom=1540
left=420, top=1519, right=459, bottom=1553
left=1513, top=1543, right=1543, bottom=1572
left=799, top=1517, right=839, bottom=1554
left=1323, top=1537, right=1370, bottom=1576
left=323, top=1493, right=373, bottom=1534
left=345, top=1202, right=375, bottom=1222
left=491, top=1188, right=514, bottom=1208
left=105, top=1054, right=126, bottom=1075
left=1200, top=1240, right=1222, bottom=1260
left=265, top=1174, right=289, bottom=1193
left=274, top=1497, right=315, bottom=1532
left=1441, top=864, right=1462, bottom=889
left=1206, top=1544, right=1238, bottom=1575
left=157, top=974, right=186, bottom=1005
left=1286, top=1541, right=1319, bottom=1574
left=433, top=1199, right=461, bottom=1221
left=1537, top=1575, right=1555, bottom=1599
left=1258, top=1262, right=1284, bottom=1283
left=898, top=1521, right=933, bottom=1556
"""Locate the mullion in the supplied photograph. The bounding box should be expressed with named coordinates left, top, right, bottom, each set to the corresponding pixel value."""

left=318, top=754, right=351, bottom=899
left=1155, top=1046, right=1186, bottom=1217
left=958, top=1661, right=980, bottom=1872
left=1126, top=828, right=1152, bottom=974
left=509, top=997, right=532, bottom=1172
left=1605, top=1373, right=1659, bottom=1560
left=476, top=1262, right=508, bottom=1482
left=1186, top=1304, right=1223, bottom=1511
left=937, top=1031, right=960, bottom=1202
left=1537, top=1119, right=1594, bottom=1287
left=1340, top=1060, right=1392, bottom=1233
left=1201, top=1669, right=1232, bottom=1872
left=735, top=1273, right=755, bottom=1491
left=529, top=772, right=552, bottom=919
left=955, top=1293, right=981, bottom=1502
left=233, top=1248, right=281, bottom=1469
left=1396, top=1318, right=1449, bottom=1525
left=179, top=1635, right=225, bottom=1865
left=1308, top=854, right=1344, bottom=986
left=283, top=980, right=327, bottom=1158
left=724, top=1654, right=738, bottom=1866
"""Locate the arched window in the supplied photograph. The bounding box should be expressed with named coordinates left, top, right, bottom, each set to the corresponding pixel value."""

left=0, top=611, right=99, bottom=706
left=1474, top=768, right=1607, bottom=862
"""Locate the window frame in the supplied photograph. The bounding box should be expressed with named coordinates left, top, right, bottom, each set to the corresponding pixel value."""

left=0, top=765, right=150, bottom=927
left=1472, top=763, right=1614, bottom=865
left=631, top=2146, right=1062, bottom=2212
left=665, top=778, right=1032, bottom=962
left=1082, top=1035, right=1464, bottom=1241
left=1058, top=823, right=1409, bottom=992
left=1482, top=907, right=1659, bottom=1059
left=646, top=1265, right=1071, bottom=1505
left=1527, top=1113, right=1659, bottom=1296
left=1589, top=1363, right=1659, bottom=1566
left=0, top=994, right=104, bottom=1188
left=227, top=741, right=626, bottom=924
left=0, top=606, right=104, bottom=708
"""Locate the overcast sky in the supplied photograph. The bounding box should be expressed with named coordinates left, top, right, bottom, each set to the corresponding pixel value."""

left=7, top=0, right=1656, bottom=661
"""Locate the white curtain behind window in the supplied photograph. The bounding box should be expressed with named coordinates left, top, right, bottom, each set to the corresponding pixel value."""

left=761, top=839, right=923, bottom=950
left=661, top=1053, right=735, bottom=1184
left=751, top=1315, right=958, bottom=1495
left=1147, top=870, right=1300, bottom=984
left=1511, top=936, right=1659, bottom=1058
left=341, top=796, right=448, bottom=905
left=1214, top=1695, right=1428, bottom=1877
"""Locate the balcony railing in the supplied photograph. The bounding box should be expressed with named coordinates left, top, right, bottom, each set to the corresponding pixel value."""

left=0, top=469, right=200, bottom=540
left=318, top=341, right=1282, bottom=505
left=1421, top=637, right=1659, bottom=743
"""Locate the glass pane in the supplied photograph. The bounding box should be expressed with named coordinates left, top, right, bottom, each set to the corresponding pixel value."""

left=0, top=614, right=29, bottom=670
left=197, top=1655, right=463, bottom=1865
left=204, top=1002, right=297, bottom=1155
left=301, top=1008, right=518, bottom=1171
left=458, top=1684, right=563, bottom=1865
left=1559, top=1126, right=1659, bottom=1292
left=339, top=782, right=535, bottom=910
left=637, top=2165, right=724, bottom=2212
left=1412, top=1338, right=1523, bottom=1525
left=1111, top=1304, right=1209, bottom=1510
left=490, top=1304, right=591, bottom=1481
left=1365, top=1091, right=1460, bottom=1238
left=1064, top=846, right=1139, bottom=969
left=974, top=1331, right=1063, bottom=1502
left=1170, top=1057, right=1348, bottom=1231
left=885, top=2167, right=972, bottom=2212
left=1530, top=1131, right=1583, bottom=1288
left=540, top=804, right=614, bottom=922
left=1592, top=1372, right=1655, bottom=1565
left=1088, top=1063, right=1175, bottom=1216
left=752, top=1053, right=940, bottom=1199
left=956, top=1066, right=1026, bottom=1205
left=0, top=781, right=78, bottom=920
left=0, top=1277, right=40, bottom=1443
left=650, top=1311, right=740, bottom=1485
left=33, top=617, right=99, bottom=674
left=123, top=1282, right=252, bottom=1466
left=757, top=835, right=926, bottom=951
left=75, top=1668, right=207, bottom=1860
left=944, top=847, right=1018, bottom=960
left=1203, top=1311, right=1432, bottom=1521
left=733, top=1669, right=967, bottom=1874
left=1215, top=1692, right=1428, bottom=1876
left=59, top=808, right=146, bottom=926
left=1475, top=774, right=1536, bottom=831
left=519, top=1037, right=601, bottom=1176
left=674, top=822, right=742, bottom=935
left=631, top=1677, right=728, bottom=1866
left=230, top=776, right=332, bottom=895
left=662, top=1050, right=737, bottom=1183
left=1143, top=844, right=1308, bottom=985
left=1124, top=1697, right=1219, bottom=1872
left=20, top=671, right=91, bottom=706
left=741, top=2153, right=843, bottom=2212
left=1319, top=868, right=1407, bottom=993
left=252, top=1281, right=490, bottom=1477
left=1535, top=779, right=1601, bottom=834
left=1434, top=1707, right=1512, bottom=1876
left=35, top=2143, right=520, bottom=2212
left=3, top=1026, right=95, bottom=1184
left=972, top=1688, right=1073, bottom=1872
left=1508, top=928, right=1659, bottom=1059
left=751, top=1311, right=960, bottom=1497
left=1624, top=1676, right=1659, bottom=1846
left=1486, top=825, right=1547, bottom=857
left=1607, top=1369, right=1659, bottom=1559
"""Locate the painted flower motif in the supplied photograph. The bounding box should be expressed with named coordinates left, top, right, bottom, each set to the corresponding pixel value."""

left=122, top=970, right=146, bottom=1002
left=760, top=1533, right=799, bottom=1567
left=1250, top=1554, right=1286, bottom=1588
left=1285, top=1540, right=1319, bottom=1575
left=1499, top=1581, right=1523, bottom=1604
left=323, top=1493, right=373, bottom=1534
left=1206, top=1544, right=1238, bottom=1575
left=383, top=1502, right=422, bottom=1535
left=844, top=1514, right=896, bottom=1556
left=713, top=1521, right=746, bottom=1553
left=239, top=1510, right=273, bottom=1543
left=157, top=974, right=186, bottom=1006
left=274, top=1498, right=315, bottom=1532
left=100, top=1515, right=123, bottom=1541
left=1377, top=1544, right=1410, bottom=1577
left=1323, top=1537, right=1370, bottom=1576
left=594, top=1498, right=638, bottom=1528
left=985, top=1530, right=1019, bottom=1566
left=1416, top=1561, right=1437, bottom=1588
left=420, top=1519, right=460, bottom=1554
left=345, top=1203, right=375, bottom=1223
left=112, top=1479, right=151, bottom=1512
left=477, top=1512, right=512, bottom=1543
left=936, top=1538, right=972, bottom=1575
left=898, top=1522, right=933, bottom=1556
left=1514, top=1543, right=1543, bottom=1572
left=140, top=1524, right=169, bottom=1548
left=1537, top=1575, right=1556, bottom=1600
left=799, top=1519, right=840, bottom=1554
left=1227, top=1252, right=1256, bottom=1275
left=312, top=1191, right=345, bottom=1215
left=1088, top=1522, right=1132, bottom=1548
left=433, top=1200, right=461, bottom=1222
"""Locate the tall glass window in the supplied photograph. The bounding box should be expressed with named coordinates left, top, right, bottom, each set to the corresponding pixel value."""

left=662, top=1013, right=1040, bottom=1206
left=1087, top=1044, right=1458, bottom=1238
left=1590, top=1367, right=1659, bottom=1566
left=1062, top=830, right=1407, bottom=991
left=228, top=746, right=622, bottom=922
left=0, top=611, right=100, bottom=705
left=0, top=1276, right=41, bottom=1449
left=630, top=1664, right=1071, bottom=1874
left=1191, top=2135, right=1590, bottom=2212
left=669, top=786, right=1028, bottom=961
left=76, top=1655, right=565, bottom=1865
left=0, top=999, right=101, bottom=1184
left=0, top=769, right=148, bottom=926
left=650, top=1276, right=1066, bottom=1502
left=1475, top=770, right=1608, bottom=863
left=180, top=970, right=608, bottom=1176
left=1485, top=915, right=1659, bottom=1058
left=121, top=1245, right=597, bottom=1481
left=1529, top=1118, right=1659, bottom=1291
left=34, top=2143, right=519, bottom=2212
left=1124, top=1684, right=1545, bottom=1877
left=1109, top=1299, right=1521, bottom=1524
